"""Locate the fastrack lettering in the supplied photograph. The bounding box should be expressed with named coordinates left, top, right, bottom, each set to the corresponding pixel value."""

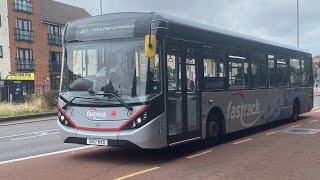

left=227, top=99, right=261, bottom=120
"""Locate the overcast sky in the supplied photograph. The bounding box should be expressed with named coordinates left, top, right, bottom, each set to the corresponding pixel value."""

left=56, top=0, right=319, bottom=56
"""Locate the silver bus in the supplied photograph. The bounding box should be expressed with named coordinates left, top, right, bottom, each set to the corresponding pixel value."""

left=57, top=12, right=313, bottom=149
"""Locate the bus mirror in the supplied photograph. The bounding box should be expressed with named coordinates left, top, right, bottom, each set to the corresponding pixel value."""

left=145, top=35, right=156, bottom=58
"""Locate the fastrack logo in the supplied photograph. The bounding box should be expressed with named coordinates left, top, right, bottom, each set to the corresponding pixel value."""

left=226, top=91, right=262, bottom=127
left=227, top=100, right=261, bottom=120
left=86, top=108, right=110, bottom=120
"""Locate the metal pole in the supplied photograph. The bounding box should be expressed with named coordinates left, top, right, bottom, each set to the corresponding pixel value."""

left=297, top=0, right=300, bottom=48
left=100, top=0, right=103, bottom=15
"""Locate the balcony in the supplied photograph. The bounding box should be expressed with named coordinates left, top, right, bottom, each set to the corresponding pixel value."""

left=48, top=34, right=62, bottom=46
left=49, top=61, right=62, bottom=72
left=13, top=0, right=33, bottom=13
left=16, top=59, right=35, bottom=71
left=15, top=29, right=33, bottom=42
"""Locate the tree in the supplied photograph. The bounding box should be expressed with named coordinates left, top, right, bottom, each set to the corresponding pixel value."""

left=314, top=64, right=318, bottom=79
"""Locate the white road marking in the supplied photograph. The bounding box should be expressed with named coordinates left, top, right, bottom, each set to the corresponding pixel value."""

left=265, top=131, right=277, bottom=135
left=10, top=132, right=59, bottom=141
left=0, top=129, right=58, bottom=139
left=233, top=138, right=253, bottom=145
left=0, top=146, right=94, bottom=165
left=309, top=120, right=319, bottom=123
left=186, top=150, right=212, bottom=159
left=290, top=124, right=302, bottom=128
left=314, top=110, right=320, bottom=113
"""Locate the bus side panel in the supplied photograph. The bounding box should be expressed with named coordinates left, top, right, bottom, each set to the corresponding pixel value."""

left=299, top=87, right=313, bottom=113
left=202, top=87, right=311, bottom=135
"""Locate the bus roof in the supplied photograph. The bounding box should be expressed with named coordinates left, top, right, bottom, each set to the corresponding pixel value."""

left=66, top=12, right=311, bottom=56
left=153, top=12, right=310, bottom=55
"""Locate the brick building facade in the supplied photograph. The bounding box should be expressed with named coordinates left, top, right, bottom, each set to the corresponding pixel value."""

left=0, top=0, right=90, bottom=92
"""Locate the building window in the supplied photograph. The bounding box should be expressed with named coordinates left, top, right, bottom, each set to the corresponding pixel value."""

left=49, top=51, right=62, bottom=72
left=48, top=25, right=62, bottom=46
left=0, top=46, right=3, bottom=58
left=49, top=51, right=62, bottom=90
left=14, top=0, right=33, bottom=13
left=16, top=48, right=34, bottom=71
left=15, top=18, right=33, bottom=42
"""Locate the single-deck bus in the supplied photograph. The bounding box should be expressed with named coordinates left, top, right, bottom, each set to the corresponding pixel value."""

left=57, top=12, right=313, bottom=149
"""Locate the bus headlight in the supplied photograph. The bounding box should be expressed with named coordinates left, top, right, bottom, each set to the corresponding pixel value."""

left=121, top=104, right=162, bottom=130
left=131, top=121, right=137, bottom=128
left=58, top=109, right=75, bottom=128
left=60, top=115, right=65, bottom=121
left=136, top=117, right=142, bottom=124
left=142, top=112, right=148, bottom=120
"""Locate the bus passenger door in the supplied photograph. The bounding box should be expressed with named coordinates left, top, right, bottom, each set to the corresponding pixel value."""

left=166, top=42, right=201, bottom=145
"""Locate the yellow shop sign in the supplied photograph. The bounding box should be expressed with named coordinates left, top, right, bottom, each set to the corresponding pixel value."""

left=7, top=72, right=35, bottom=81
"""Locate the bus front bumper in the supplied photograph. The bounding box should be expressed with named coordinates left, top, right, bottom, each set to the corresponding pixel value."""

left=57, top=113, right=167, bottom=149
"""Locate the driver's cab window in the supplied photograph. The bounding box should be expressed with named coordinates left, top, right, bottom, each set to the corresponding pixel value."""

left=135, top=52, right=160, bottom=95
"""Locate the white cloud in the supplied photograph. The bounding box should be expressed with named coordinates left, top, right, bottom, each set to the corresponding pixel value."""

left=55, top=0, right=320, bottom=55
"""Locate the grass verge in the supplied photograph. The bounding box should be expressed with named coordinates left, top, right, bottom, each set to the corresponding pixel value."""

left=0, top=98, right=54, bottom=118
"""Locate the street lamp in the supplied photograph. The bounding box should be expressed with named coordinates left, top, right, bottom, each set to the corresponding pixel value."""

left=100, top=0, right=103, bottom=15
left=297, top=0, right=299, bottom=48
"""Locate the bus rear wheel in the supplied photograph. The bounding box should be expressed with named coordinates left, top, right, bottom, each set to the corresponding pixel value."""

left=206, top=114, right=222, bottom=145
left=291, top=100, right=300, bottom=121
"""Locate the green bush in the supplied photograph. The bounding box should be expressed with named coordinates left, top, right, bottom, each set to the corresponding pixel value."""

left=43, top=90, right=59, bottom=109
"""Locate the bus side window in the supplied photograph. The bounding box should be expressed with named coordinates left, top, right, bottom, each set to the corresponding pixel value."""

left=250, top=52, right=268, bottom=89
left=167, top=54, right=180, bottom=90
left=276, top=57, right=289, bottom=87
left=300, top=58, right=312, bottom=86
left=228, top=50, right=248, bottom=89
left=202, top=46, right=227, bottom=90
left=290, top=58, right=300, bottom=86
left=268, top=55, right=277, bottom=88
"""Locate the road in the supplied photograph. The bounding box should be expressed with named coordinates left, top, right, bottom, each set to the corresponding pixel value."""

left=0, top=118, right=82, bottom=162
left=0, top=96, right=319, bottom=180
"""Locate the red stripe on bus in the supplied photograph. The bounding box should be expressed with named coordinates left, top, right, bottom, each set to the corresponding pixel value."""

left=58, top=105, right=149, bottom=131
left=230, top=91, right=245, bottom=99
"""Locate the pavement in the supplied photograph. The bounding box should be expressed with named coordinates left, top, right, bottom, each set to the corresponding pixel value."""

left=0, top=96, right=319, bottom=180
left=315, top=89, right=320, bottom=96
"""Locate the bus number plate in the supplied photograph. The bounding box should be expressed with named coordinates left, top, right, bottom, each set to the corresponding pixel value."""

left=87, top=138, right=108, bottom=146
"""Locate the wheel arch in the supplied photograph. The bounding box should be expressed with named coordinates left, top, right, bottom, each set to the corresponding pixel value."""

left=293, top=97, right=301, bottom=113
left=206, top=106, right=226, bottom=135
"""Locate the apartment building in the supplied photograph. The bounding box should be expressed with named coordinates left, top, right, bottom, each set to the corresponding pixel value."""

left=0, top=0, right=90, bottom=93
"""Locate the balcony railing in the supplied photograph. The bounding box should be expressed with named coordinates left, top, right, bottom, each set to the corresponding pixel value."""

left=15, top=29, right=33, bottom=42
left=48, top=34, right=62, bottom=46
left=49, top=61, right=62, bottom=72
left=13, top=0, right=33, bottom=13
left=16, top=58, right=35, bottom=71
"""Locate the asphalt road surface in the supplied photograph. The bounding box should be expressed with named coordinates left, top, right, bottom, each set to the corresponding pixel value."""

left=0, top=96, right=319, bottom=180
left=0, top=118, right=82, bottom=162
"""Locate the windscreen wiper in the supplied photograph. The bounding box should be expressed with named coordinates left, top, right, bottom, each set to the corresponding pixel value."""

left=66, top=39, right=84, bottom=43
left=95, top=93, right=133, bottom=111
left=61, top=96, right=106, bottom=110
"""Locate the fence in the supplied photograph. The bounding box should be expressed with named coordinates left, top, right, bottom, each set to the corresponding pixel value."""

left=0, top=85, right=52, bottom=103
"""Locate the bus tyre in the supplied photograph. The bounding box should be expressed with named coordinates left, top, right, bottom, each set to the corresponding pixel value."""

left=206, top=116, right=222, bottom=146
left=291, top=100, right=300, bottom=121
